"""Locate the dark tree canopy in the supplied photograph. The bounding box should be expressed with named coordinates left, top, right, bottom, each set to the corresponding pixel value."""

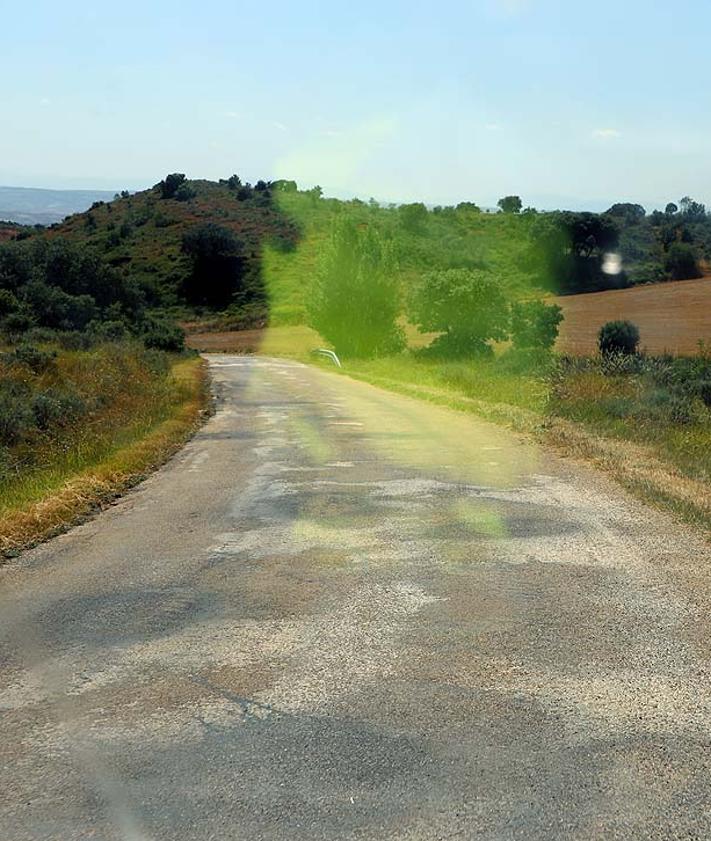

left=497, top=196, right=523, bottom=214
left=399, top=202, right=429, bottom=233
left=0, top=238, right=144, bottom=333
left=531, top=212, right=623, bottom=294
left=605, top=203, right=646, bottom=224
left=181, top=223, right=257, bottom=309
left=679, top=196, right=706, bottom=220
left=664, top=242, right=702, bottom=280
left=157, top=173, right=187, bottom=200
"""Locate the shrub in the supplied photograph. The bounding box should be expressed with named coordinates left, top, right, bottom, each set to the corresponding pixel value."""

left=175, top=183, right=197, bottom=202
left=32, top=389, right=86, bottom=430
left=13, top=344, right=56, bottom=374
left=0, top=383, right=33, bottom=446
left=0, top=289, right=19, bottom=316
left=664, top=243, right=701, bottom=280
left=692, top=379, right=711, bottom=407
left=510, top=300, right=563, bottom=351
left=141, top=318, right=185, bottom=352
left=598, top=320, right=640, bottom=356
left=89, top=319, right=129, bottom=342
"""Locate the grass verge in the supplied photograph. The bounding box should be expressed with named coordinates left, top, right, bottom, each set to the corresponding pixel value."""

left=0, top=355, right=210, bottom=557
left=337, top=354, right=711, bottom=534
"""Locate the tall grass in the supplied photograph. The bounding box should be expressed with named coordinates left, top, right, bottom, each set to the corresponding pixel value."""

left=0, top=342, right=207, bottom=554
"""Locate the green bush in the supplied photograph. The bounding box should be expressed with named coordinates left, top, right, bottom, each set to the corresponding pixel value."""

left=664, top=243, right=701, bottom=280
left=598, top=320, right=640, bottom=356
left=12, top=345, right=57, bottom=374
left=510, top=300, right=563, bottom=351
left=32, top=389, right=86, bottom=430
left=0, top=383, right=33, bottom=446
left=141, top=319, right=185, bottom=352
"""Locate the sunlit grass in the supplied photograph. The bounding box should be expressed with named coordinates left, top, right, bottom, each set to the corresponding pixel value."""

left=0, top=354, right=208, bottom=555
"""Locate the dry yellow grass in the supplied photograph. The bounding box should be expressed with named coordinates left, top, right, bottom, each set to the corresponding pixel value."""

left=0, top=357, right=209, bottom=557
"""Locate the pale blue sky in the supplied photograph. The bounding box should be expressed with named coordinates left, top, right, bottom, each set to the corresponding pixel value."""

left=3, top=0, right=710, bottom=209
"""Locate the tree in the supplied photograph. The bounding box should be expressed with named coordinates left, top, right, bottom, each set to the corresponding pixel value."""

left=307, top=185, right=323, bottom=206
left=181, top=224, right=252, bottom=308
left=510, top=300, right=563, bottom=351
left=456, top=201, right=481, bottom=214
left=679, top=196, right=706, bottom=220
left=157, top=173, right=187, bottom=199
left=307, top=218, right=404, bottom=358
left=605, top=203, right=646, bottom=224
left=408, top=268, right=509, bottom=357
left=598, top=320, right=639, bottom=356
left=497, top=195, right=522, bottom=214
left=665, top=202, right=678, bottom=216
left=664, top=242, right=701, bottom=280
left=399, top=202, right=429, bottom=233
left=531, top=212, right=622, bottom=294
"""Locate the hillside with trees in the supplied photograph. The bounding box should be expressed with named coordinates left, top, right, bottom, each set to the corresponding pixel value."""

left=2, top=175, right=711, bottom=357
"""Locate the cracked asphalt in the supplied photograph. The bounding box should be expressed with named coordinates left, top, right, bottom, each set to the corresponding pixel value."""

left=2, top=355, right=711, bottom=840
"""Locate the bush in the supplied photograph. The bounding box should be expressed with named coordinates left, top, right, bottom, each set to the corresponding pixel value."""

left=12, top=344, right=56, bottom=374
left=32, top=389, right=86, bottom=430
left=664, top=243, right=701, bottom=280
left=175, top=183, right=197, bottom=202
left=0, top=383, right=33, bottom=446
left=89, top=319, right=129, bottom=342
left=598, top=320, right=640, bottom=356
left=141, top=319, right=185, bottom=352
left=510, top=300, right=563, bottom=351
left=181, top=223, right=251, bottom=308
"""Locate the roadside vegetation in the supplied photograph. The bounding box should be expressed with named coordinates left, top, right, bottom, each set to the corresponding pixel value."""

left=6, top=171, right=711, bottom=540
left=0, top=339, right=207, bottom=556
left=0, top=211, right=209, bottom=556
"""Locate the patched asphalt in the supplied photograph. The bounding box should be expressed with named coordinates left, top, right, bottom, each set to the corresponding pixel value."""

left=2, top=355, right=711, bottom=840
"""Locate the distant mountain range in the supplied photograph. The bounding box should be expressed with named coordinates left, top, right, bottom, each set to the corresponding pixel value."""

left=0, top=185, right=118, bottom=225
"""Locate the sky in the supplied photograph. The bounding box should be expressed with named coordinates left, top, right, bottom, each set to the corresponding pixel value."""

left=3, top=0, right=711, bottom=210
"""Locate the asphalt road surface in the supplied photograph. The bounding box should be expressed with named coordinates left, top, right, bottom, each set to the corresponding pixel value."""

left=2, top=355, right=711, bottom=840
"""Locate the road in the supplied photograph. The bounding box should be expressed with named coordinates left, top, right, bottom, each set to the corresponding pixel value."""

left=2, top=355, right=711, bottom=840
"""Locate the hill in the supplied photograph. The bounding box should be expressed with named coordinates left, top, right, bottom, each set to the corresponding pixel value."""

left=4, top=174, right=711, bottom=355
left=0, top=185, right=116, bottom=225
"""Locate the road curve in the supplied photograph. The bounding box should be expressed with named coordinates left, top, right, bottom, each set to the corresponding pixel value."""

left=2, top=355, right=711, bottom=840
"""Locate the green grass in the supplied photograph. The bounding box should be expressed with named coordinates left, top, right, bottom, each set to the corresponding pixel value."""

left=316, top=348, right=711, bottom=532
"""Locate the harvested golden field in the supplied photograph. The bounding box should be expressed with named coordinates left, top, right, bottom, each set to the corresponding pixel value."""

left=556, top=276, right=711, bottom=355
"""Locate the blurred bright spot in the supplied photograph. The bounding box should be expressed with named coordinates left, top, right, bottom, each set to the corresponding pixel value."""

left=602, top=252, right=622, bottom=275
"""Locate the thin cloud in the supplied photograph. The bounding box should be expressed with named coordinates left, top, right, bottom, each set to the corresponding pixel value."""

left=223, top=111, right=239, bottom=119
left=495, top=0, right=530, bottom=15
left=593, top=128, right=621, bottom=139
left=485, top=123, right=502, bottom=132
left=273, top=121, right=288, bottom=133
